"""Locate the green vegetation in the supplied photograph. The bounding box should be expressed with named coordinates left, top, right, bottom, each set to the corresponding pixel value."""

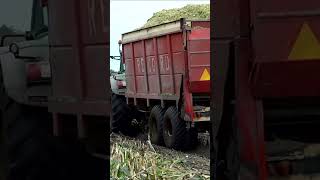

left=142, top=4, right=210, bottom=28
left=110, top=135, right=209, bottom=180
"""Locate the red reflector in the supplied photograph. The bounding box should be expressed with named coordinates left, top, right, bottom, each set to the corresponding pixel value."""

left=27, top=64, right=41, bottom=81
left=116, top=80, right=126, bottom=89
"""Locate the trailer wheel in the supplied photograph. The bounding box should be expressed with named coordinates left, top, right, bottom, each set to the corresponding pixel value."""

left=163, top=106, right=187, bottom=150
left=111, top=93, right=137, bottom=136
left=148, top=105, right=165, bottom=145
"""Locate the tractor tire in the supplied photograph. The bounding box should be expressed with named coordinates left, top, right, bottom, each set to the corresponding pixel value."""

left=0, top=63, right=23, bottom=180
left=0, top=62, right=51, bottom=180
left=148, top=105, right=165, bottom=145
left=0, top=74, right=106, bottom=179
left=163, top=106, right=188, bottom=150
left=6, top=107, right=107, bottom=180
left=0, top=101, right=66, bottom=180
left=7, top=107, right=51, bottom=180
left=187, top=127, right=198, bottom=149
left=111, top=93, right=137, bottom=136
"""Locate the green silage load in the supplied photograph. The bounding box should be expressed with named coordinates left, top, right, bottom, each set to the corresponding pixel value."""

left=142, top=4, right=210, bottom=28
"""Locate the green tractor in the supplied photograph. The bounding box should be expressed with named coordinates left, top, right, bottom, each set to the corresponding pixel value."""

left=110, top=41, right=143, bottom=137
left=110, top=41, right=126, bottom=96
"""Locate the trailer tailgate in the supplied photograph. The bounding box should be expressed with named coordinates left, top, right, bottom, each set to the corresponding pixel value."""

left=188, top=22, right=210, bottom=93
left=251, top=0, right=320, bottom=98
left=48, top=0, right=109, bottom=116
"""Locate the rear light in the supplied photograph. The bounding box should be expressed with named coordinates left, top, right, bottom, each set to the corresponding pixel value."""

left=26, top=63, right=51, bottom=82
left=116, top=80, right=126, bottom=89
left=27, top=64, right=41, bottom=81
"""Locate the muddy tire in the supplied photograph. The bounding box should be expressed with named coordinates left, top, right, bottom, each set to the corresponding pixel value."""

left=148, top=105, right=165, bottom=145
left=7, top=107, right=52, bottom=180
left=0, top=63, right=51, bottom=180
left=111, top=93, right=137, bottom=136
left=187, top=128, right=198, bottom=149
left=4, top=108, right=107, bottom=180
left=163, top=106, right=187, bottom=150
left=0, top=63, right=22, bottom=179
left=0, top=96, right=57, bottom=180
left=0, top=72, right=106, bottom=179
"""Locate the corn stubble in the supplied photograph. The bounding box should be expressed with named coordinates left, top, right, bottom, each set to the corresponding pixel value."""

left=110, top=135, right=209, bottom=180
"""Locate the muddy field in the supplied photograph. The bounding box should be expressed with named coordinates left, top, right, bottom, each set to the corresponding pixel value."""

left=134, top=132, right=210, bottom=158
left=110, top=133, right=210, bottom=179
left=147, top=133, right=210, bottom=173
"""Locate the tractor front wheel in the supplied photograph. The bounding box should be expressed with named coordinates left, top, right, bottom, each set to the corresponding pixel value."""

left=111, top=93, right=138, bottom=136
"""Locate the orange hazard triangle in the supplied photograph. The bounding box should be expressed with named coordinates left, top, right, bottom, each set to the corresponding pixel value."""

left=200, top=68, right=210, bottom=81
left=288, top=23, right=320, bottom=60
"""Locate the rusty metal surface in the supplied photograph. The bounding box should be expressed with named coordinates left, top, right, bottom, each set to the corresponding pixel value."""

left=48, top=0, right=110, bottom=116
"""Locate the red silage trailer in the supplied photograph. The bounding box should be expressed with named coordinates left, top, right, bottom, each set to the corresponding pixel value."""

left=48, top=0, right=109, bottom=154
left=213, top=0, right=320, bottom=179
left=115, top=19, right=210, bottom=150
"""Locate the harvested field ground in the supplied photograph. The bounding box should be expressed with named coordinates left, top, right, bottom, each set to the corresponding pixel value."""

left=110, top=133, right=210, bottom=180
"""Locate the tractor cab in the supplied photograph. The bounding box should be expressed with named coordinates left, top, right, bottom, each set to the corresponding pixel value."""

left=0, top=0, right=50, bottom=106
left=0, top=0, right=48, bottom=47
left=110, top=40, right=126, bottom=95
